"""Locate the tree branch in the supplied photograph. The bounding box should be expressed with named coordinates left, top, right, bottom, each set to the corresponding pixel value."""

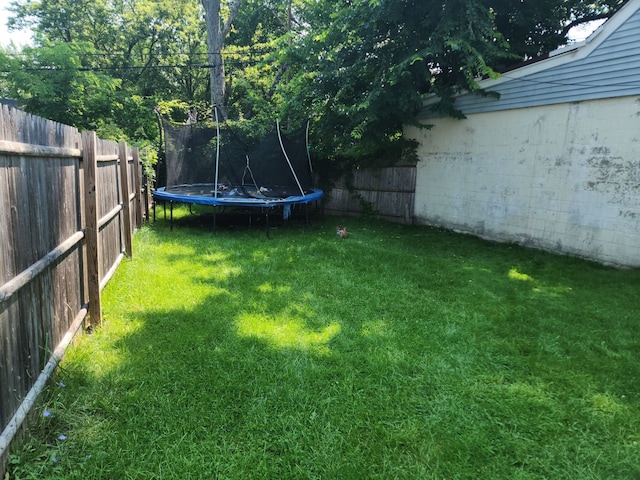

left=560, top=13, right=611, bottom=38
left=222, top=0, right=242, bottom=39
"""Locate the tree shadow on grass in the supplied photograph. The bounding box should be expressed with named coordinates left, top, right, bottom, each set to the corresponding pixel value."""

left=13, top=221, right=640, bottom=479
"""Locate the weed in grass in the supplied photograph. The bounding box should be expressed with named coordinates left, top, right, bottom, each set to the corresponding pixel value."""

left=7, top=210, right=640, bottom=479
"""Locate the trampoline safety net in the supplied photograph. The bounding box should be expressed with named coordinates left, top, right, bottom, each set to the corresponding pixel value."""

left=160, top=115, right=315, bottom=200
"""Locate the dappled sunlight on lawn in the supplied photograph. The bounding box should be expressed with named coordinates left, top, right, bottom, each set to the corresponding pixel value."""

left=502, top=380, right=553, bottom=407
left=235, top=312, right=341, bottom=355
left=143, top=250, right=242, bottom=309
left=590, top=392, right=627, bottom=417
left=508, top=267, right=534, bottom=282
left=361, top=319, right=390, bottom=338
left=163, top=245, right=241, bottom=275
left=507, top=267, right=573, bottom=297
left=251, top=248, right=272, bottom=263
left=531, top=284, right=573, bottom=296
left=257, top=282, right=292, bottom=294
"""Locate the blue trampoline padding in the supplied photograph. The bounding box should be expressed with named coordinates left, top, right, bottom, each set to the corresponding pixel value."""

left=153, top=184, right=324, bottom=208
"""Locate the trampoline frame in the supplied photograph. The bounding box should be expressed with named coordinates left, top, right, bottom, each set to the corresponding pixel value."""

left=153, top=186, right=323, bottom=234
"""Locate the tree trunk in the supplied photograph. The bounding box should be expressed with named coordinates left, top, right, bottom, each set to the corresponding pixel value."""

left=202, top=0, right=241, bottom=121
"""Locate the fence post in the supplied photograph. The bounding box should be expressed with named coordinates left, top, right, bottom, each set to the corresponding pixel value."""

left=132, top=147, right=143, bottom=228
left=82, top=130, right=102, bottom=326
left=118, top=141, right=133, bottom=257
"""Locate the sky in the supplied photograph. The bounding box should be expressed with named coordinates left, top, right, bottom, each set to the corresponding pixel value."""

left=567, top=18, right=607, bottom=42
left=0, top=0, right=607, bottom=49
left=0, top=0, right=32, bottom=47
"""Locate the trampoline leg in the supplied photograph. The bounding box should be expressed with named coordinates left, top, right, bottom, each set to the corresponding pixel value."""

left=266, top=210, right=270, bottom=238
left=305, top=203, right=309, bottom=229
left=170, top=202, right=174, bottom=231
left=213, top=208, right=217, bottom=233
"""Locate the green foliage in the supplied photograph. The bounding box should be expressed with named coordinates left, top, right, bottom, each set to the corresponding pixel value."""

left=279, top=0, right=510, bottom=168
left=155, top=99, right=202, bottom=124
left=487, top=0, right=625, bottom=70
left=0, top=0, right=627, bottom=168
left=4, top=0, right=210, bottom=140
left=2, top=41, right=120, bottom=129
left=7, top=216, right=640, bottom=479
left=135, top=140, right=158, bottom=183
left=280, top=0, right=626, bottom=172
left=352, top=192, right=378, bottom=218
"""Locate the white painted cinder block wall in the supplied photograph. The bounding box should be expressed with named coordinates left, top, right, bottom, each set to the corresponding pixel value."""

left=405, top=96, right=640, bottom=267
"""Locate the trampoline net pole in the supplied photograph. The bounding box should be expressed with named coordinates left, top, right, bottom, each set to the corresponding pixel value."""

left=305, top=119, right=313, bottom=174
left=214, top=106, right=221, bottom=198
left=277, top=118, right=305, bottom=197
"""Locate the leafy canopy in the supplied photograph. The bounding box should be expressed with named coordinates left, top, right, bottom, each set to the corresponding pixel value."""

left=0, top=0, right=627, bottom=172
left=278, top=0, right=626, bottom=171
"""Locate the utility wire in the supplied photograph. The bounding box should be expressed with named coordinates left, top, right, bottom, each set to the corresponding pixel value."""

left=4, top=62, right=640, bottom=89
left=0, top=58, right=272, bottom=73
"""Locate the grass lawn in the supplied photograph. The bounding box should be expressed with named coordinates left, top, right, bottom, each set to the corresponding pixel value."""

left=8, top=208, right=640, bottom=479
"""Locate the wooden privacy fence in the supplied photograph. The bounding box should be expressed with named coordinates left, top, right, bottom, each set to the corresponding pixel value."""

left=0, top=106, right=145, bottom=474
left=324, top=162, right=417, bottom=224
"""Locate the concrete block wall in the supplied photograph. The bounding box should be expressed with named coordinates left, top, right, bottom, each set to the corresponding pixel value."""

left=405, top=96, right=640, bottom=267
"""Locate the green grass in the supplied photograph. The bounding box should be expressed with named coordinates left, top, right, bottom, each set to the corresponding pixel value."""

left=8, top=208, right=640, bottom=479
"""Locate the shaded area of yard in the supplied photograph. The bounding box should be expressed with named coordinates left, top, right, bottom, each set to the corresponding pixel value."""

left=8, top=213, right=640, bottom=479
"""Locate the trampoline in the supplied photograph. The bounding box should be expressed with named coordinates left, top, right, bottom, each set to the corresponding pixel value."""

left=153, top=107, right=324, bottom=231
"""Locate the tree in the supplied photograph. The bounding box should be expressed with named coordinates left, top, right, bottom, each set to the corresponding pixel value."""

left=486, top=0, right=627, bottom=70
left=9, top=0, right=210, bottom=99
left=278, top=0, right=505, bottom=172
left=277, top=0, right=628, bottom=175
left=202, top=0, right=242, bottom=120
left=5, top=0, right=212, bottom=138
left=0, top=41, right=120, bottom=130
left=1, top=0, right=628, bottom=158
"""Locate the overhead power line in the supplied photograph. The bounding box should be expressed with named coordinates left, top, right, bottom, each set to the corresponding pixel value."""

left=0, top=58, right=274, bottom=73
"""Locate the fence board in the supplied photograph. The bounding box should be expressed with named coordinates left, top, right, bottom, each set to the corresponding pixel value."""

left=82, top=131, right=102, bottom=326
left=324, top=163, right=417, bottom=223
left=0, top=108, right=86, bottom=475
left=0, top=107, right=145, bottom=477
left=119, top=142, right=132, bottom=257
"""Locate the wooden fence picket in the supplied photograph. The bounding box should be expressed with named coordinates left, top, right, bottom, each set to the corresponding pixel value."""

left=0, top=110, right=145, bottom=477
left=82, top=130, right=102, bottom=326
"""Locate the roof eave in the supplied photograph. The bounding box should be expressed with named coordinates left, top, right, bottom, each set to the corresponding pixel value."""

left=421, top=0, right=640, bottom=108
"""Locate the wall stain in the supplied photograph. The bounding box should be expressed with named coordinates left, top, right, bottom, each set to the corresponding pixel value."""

left=619, top=210, right=638, bottom=219
left=590, top=146, right=611, bottom=155
left=584, top=155, right=640, bottom=205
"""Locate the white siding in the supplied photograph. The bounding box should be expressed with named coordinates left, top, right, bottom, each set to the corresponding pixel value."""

left=420, top=5, right=640, bottom=116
